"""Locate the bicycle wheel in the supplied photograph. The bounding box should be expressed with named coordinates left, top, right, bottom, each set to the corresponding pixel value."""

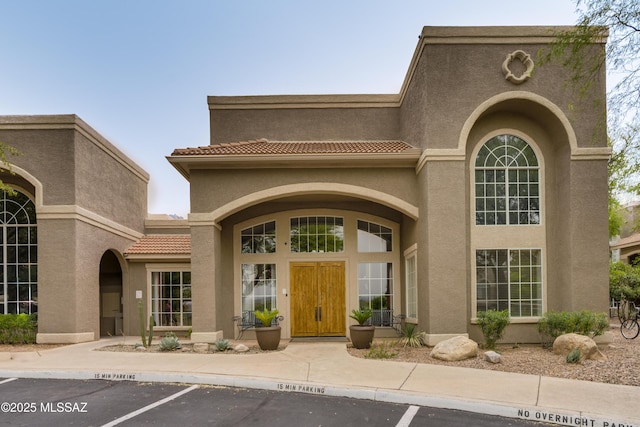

left=621, top=319, right=640, bottom=339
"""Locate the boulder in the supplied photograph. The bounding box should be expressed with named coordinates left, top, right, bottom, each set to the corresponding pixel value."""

left=193, top=343, right=210, bottom=353
left=430, top=336, right=478, bottom=361
left=234, top=344, right=250, bottom=353
left=552, top=333, right=607, bottom=361
left=484, top=350, right=502, bottom=364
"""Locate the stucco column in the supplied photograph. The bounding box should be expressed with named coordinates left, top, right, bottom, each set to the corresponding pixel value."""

left=421, top=159, right=469, bottom=343
left=567, top=159, right=609, bottom=312
left=189, top=220, right=224, bottom=342
left=36, top=219, right=95, bottom=344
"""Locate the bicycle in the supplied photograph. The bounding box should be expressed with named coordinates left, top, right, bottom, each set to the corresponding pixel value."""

left=621, top=303, right=640, bottom=339
left=618, top=299, right=636, bottom=324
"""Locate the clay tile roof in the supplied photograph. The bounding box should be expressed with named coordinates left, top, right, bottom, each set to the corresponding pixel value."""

left=125, top=235, right=191, bottom=255
left=171, top=139, right=417, bottom=156
left=611, top=233, right=640, bottom=250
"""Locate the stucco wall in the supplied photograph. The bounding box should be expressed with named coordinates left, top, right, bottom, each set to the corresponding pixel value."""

left=74, top=130, right=147, bottom=232
left=0, top=127, right=76, bottom=206
left=209, top=102, right=400, bottom=144
left=190, top=168, right=417, bottom=215
left=400, top=28, right=607, bottom=152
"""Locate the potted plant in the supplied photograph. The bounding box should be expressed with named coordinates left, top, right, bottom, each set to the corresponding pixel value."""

left=254, top=308, right=282, bottom=351
left=349, top=307, right=375, bottom=349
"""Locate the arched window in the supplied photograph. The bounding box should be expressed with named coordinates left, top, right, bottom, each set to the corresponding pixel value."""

left=0, top=190, right=37, bottom=314
left=475, top=134, right=540, bottom=225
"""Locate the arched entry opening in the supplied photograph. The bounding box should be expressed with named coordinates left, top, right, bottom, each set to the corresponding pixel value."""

left=99, top=250, right=123, bottom=336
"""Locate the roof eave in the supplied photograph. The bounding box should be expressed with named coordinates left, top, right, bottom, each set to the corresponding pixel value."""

left=166, top=152, right=421, bottom=176
left=124, top=253, right=191, bottom=261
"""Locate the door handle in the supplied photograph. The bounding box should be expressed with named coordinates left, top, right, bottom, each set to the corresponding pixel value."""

left=314, top=306, right=323, bottom=321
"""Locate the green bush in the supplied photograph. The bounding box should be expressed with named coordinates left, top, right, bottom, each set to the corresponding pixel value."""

left=0, top=314, right=37, bottom=344
left=537, top=310, right=608, bottom=345
left=610, top=261, right=640, bottom=303
left=159, top=332, right=181, bottom=351
left=476, top=309, right=510, bottom=350
left=566, top=348, right=582, bottom=364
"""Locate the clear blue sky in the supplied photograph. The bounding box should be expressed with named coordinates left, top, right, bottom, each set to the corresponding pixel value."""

left=0, top=1, right=579, bottom=218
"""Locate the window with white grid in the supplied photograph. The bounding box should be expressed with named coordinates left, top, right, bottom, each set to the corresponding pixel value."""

left=475, top=134, right=540, bottom=225
left=475, top=249, right=542, bottom=317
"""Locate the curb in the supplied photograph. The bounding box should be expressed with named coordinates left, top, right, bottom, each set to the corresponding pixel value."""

left=0, top=369, right=629, bottom=427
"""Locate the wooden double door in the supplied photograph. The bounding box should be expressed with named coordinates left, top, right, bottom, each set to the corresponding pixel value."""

left=290, top=261, right=346, bottom=337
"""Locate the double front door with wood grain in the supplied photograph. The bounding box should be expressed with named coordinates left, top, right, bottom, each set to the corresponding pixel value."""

left=290, top=261, right=346, bottom=337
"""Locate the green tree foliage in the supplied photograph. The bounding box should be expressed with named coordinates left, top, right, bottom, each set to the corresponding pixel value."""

left=0, top=141, right=21, bottom=195
left=610, top=261, right=640, bottom=302
left=608, top=127, right=640, bottom=235
left=540, top=0, right=640, bottom=236
left=541, top=0, right=639, bottom=124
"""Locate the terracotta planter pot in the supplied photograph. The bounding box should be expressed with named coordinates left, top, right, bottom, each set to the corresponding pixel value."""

left=255, top=325, right=281, bottom=350
left=349, top=325, right=375, bottom=349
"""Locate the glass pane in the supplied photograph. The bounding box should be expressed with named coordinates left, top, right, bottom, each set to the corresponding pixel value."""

left=290, top=216, right=344, bottom=253
left=357, top=262, right=393, bottom=326
left=241, top=221, right=276, bottom=253
left=357, top=220, right=393, bottom=252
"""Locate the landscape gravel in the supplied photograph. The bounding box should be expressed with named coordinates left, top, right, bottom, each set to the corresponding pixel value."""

left=348, top=322, right=640, bottom=387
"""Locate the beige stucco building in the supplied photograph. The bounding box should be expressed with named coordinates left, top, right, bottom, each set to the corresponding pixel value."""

left=0, top=26, right=610, bottom=345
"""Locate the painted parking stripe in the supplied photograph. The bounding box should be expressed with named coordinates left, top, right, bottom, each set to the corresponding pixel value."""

left=100, top=384, right=199, bottom=427
left=0, top=378, right=17, bottom=385
left=396, top=405, right=419, bottom=427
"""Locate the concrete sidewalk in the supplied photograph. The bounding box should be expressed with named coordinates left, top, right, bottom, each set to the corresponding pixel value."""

left=0, top=337, right=638, bottom=427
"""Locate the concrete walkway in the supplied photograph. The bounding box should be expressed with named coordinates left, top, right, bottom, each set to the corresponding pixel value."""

left=0, top=337, right=638, bottom=426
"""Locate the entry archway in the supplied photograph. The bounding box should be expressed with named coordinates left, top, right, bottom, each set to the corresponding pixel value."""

left=99, top=250, right=123, bottom=336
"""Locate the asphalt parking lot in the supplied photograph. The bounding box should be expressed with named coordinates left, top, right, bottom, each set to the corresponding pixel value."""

left=0, top=378, right=548, bottom=426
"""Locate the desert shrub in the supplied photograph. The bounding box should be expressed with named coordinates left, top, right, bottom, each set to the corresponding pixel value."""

left=364, top=342, right=398, bottom=359
left=476, top=309, right=510, bottom=350
left=0, top=313, right=37, bottom=344
left=537, top=310, right=608, bottom=346
left=566, top=348, right=582, bottom=364
left=159, top=332, right=181, bottom=351
left=214, top=338, right=231, bottom=351
left=397, top=323, right=426, bottom=348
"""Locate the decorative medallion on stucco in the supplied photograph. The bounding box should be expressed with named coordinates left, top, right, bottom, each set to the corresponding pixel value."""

left=502, top=50, right=534, bottom=84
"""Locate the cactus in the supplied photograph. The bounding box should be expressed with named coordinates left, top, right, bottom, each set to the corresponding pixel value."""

left=147, top=315, right=154, bottom=347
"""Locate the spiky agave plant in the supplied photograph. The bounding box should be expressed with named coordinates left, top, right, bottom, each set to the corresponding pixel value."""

left=397, top=323, right=426, bottom=348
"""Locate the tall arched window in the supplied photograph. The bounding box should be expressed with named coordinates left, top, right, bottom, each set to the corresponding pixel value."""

left=475, top=134, right=540, bottom=225
left=0, top=190, right=37, bottom=314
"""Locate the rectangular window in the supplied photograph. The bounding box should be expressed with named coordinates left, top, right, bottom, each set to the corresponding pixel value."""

left=242, top=264, right=277, bottom=326
left=290, top=216, right=344, bottom=253
left=241, top=221, right=276, bottom=253
left=357, top=220, right=393, bottom=252
left=358, top=262, right=393, bottom=326
left=151, top=271, right=191, bottom=327
left=405, top=251, right=417, bottom=320
left=475, top=249, right=542, bottom=317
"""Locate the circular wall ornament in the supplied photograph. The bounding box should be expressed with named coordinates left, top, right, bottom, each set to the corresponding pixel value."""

left=502, top=50, right=534, bottom=85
